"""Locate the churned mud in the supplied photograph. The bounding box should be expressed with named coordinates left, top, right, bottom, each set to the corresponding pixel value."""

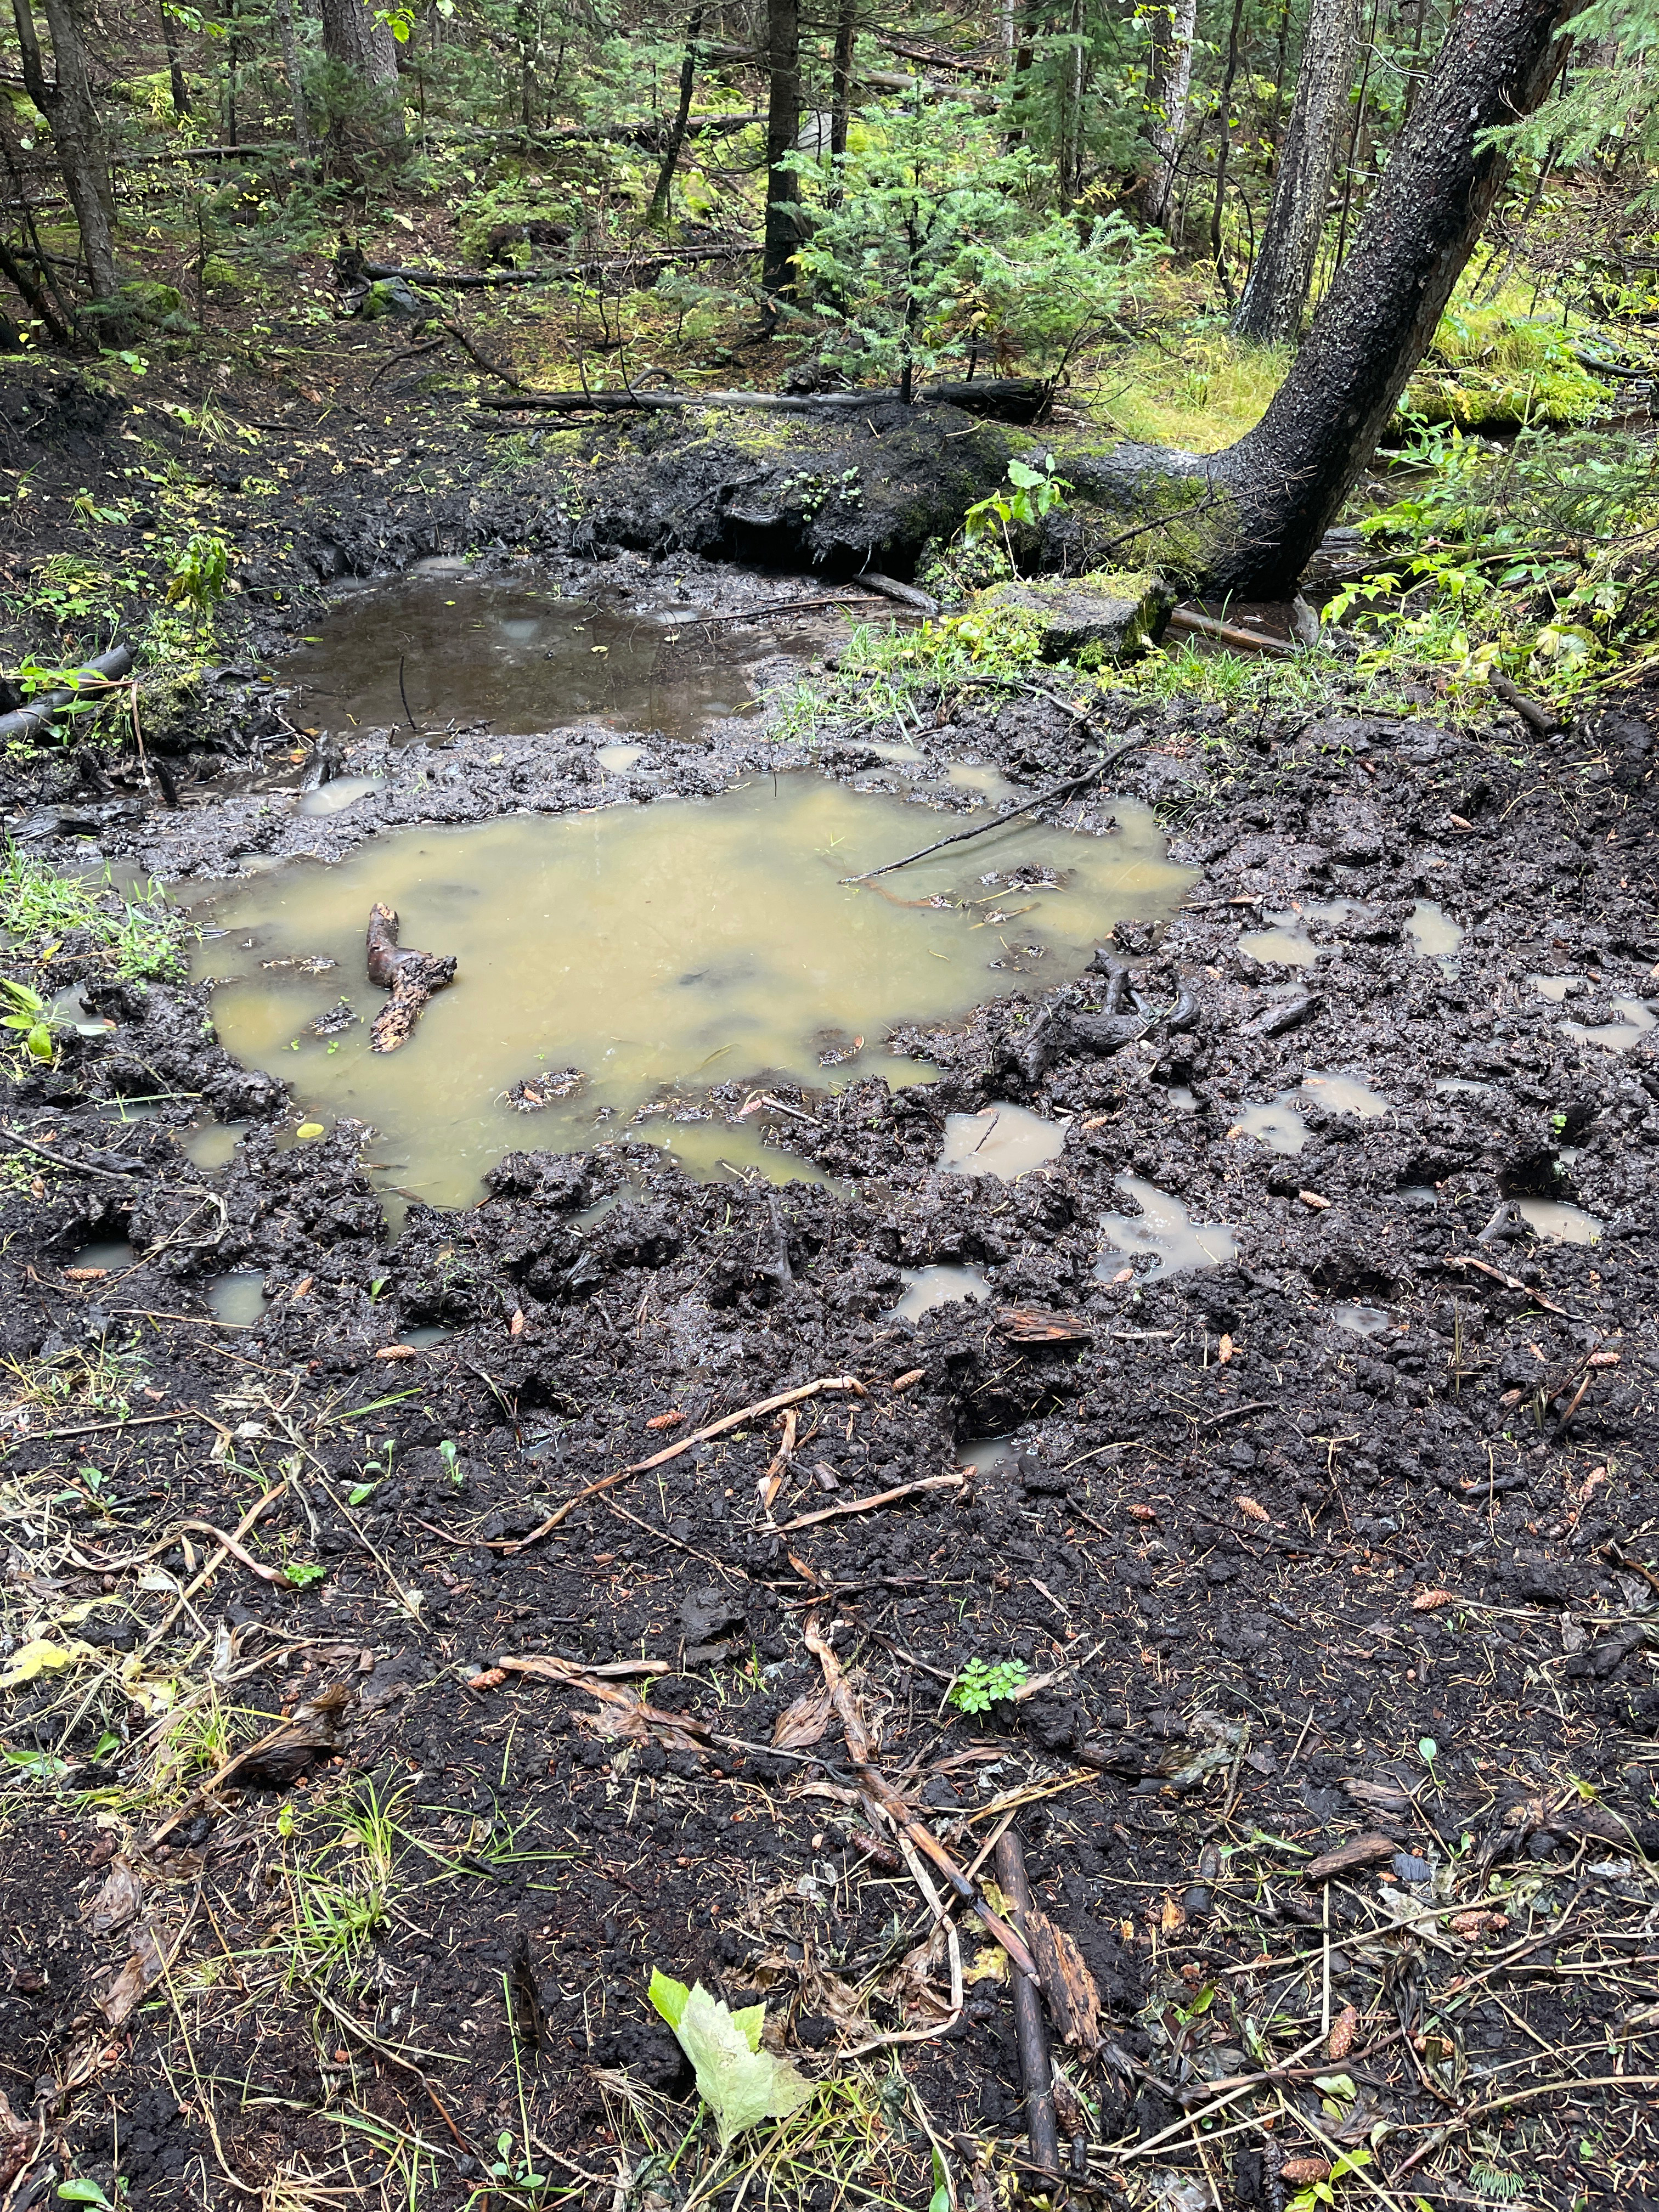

left=2, top=452, right=1658, bottom=2203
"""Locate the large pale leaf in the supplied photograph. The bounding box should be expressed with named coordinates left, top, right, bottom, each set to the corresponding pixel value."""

left=648, top=1974, right=813, bottom=2146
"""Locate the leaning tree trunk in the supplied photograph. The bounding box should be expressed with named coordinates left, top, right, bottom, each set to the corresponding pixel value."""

left=761, top=0, right=800, bottom=307
left=13, top=0, right=119, bottom=302
left=1232, top=0, right=1359, bottom=343
left=1136, top=0, right=1198, bottom=229
left=1068, top=0, right=1578, bottom=600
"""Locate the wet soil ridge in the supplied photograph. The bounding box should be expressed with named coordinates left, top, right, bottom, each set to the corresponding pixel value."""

left=1, top=681, right=1656, bottom=2210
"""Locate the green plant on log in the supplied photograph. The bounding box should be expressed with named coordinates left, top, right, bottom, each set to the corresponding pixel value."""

left=963, top=454, right=1071, bottom=577
left=165, top=532, right=230, bottom=642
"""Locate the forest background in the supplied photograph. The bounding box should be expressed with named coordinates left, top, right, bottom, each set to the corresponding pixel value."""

left=2, top=0, right=1659, bottom=706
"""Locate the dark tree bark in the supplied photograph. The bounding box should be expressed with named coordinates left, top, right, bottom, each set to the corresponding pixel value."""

left=320, top=0, right=405, bottom=143
left=1136, top=0, right=1197, bottom=228
left=1069, top=0, right=1578, bottom=599
left=1233, top=0, right=1359, bottom=343
left=830, top=0, right=857, bottom=171
left=761, top=0, right=800, bottom=306
left=158, top=0, right=190, bottom=116
left=1208, top=0, right=1247, bottom=293
left=273, top=0, right=312, bottom=153
left=646, top=5, right=704, bottom=229
left=13, top=0, right=119, bottom=302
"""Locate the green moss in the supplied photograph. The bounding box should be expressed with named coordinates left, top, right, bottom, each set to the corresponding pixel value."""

left=200, top=255, right=240, bottom=292
left=1400, top=304, right=1610, bottom=430
left=118, top=280, right=194, bottom=335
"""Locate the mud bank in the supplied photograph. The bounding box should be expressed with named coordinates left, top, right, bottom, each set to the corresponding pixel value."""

left=2, top=618, right=1658, bottom=2208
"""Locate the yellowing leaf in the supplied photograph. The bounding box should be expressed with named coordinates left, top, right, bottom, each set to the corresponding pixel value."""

left=647, top=1975, right=812, bottom=2146
left=964, top=1945, right=1009, bottom=1985
left=296, top=1122, right=325, bottom=1140
left=1, top=1638, right=75, bottom=1687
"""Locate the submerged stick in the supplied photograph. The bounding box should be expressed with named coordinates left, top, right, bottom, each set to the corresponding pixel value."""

left=366, top=902, right=458, bottom=1053
left=843, top=734, right=1149, bottom=884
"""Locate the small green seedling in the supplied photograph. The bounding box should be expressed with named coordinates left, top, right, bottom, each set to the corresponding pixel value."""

left=1286, top=2149, right=1373, bottom=2212
left=285, top=1560, right=328, bottom=1588
left=1418, top=1735, right=1442, bottom=1787
left=59, top=2181, right=120, bottom=2208
left=1, top=977, right=57, bottom=1062
left=948, top=1656, right=1030, bottom=1714
left=438, top=1438, right=463, bottom=1486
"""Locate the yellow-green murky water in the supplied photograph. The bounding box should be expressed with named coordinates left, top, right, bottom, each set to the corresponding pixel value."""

left=190, top=775, right=1195, bottom=1205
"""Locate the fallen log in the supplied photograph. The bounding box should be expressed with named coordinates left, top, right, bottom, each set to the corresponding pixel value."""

left=0, top=645, right=133, bottom=746
left=366, top=902, right=457, bottom=1054
left=1164, top=607, right=1299, bottom=659
left=476, top=374, right=1050, bottom=422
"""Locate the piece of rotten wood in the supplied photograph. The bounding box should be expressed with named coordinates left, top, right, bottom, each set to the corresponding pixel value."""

left=1442, top=1251, right=1577, bottom=1318
left=995, top=1306, right=1093, bottom=1344
left=1301, top=1833, right=1398, bottom=1882
left=366, top=902, right=458, bottom=1053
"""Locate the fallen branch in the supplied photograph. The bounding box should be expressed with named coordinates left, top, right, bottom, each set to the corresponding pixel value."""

left=843, top=733, right=1147, bottom=883
left=0, top=645, right=133, bottom=746
left=490, top=1375, right=865, bottom=1553
left=771, top=1471, right=963, bottom=1533
left=1164, top=607, right=1298, bottom=659
left=476, top=374, right=1048, bottom=421
left=1488, top=671, right=1558, bottom=734
left=366, top=902, right=458, bottom=1053
left=1442, top=1251, right=1576, bottom=1319
left=995, top=1826, right=1061, bottom=2173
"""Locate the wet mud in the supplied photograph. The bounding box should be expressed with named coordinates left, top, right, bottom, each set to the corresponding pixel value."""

left=2, top=542, right=1658, bottom=2207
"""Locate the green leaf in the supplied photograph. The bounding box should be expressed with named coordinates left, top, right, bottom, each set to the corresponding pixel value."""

left=648, top=1978, right=813, bottom=2146
left=1006, top=457, right=1043, bottom=488
left=59, top=2185, right=114, bottom=2208
left=647, top=1967, right=690, bottom=2029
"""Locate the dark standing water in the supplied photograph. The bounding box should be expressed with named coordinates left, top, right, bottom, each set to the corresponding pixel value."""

left=279, top=566, right=825, bottom=740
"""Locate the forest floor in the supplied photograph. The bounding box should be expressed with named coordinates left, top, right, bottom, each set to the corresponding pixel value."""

left=0, top=308, right=1657, bottom=2212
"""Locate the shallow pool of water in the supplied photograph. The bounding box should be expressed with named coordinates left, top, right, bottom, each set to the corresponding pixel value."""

left=891, top=1264, right=991, bottom=1319
left=939, top=1104, right=1068, bottom=1180
left=208, top=1272, right=267, bottom=1325
left=1563, top=997, right=1655, bottom=1054
left=1230, top=1097, right=1308, bottom=1154
left=1096, top=1175, right=1235, bottom=1278
left=1301, top=1070, right=1390, bottom=1118
left=279, top=573, right=816, bottom=742
left=1514, top=1198, right=1604, bottom=1244
left=190, top=776, right=1195, bottom=1207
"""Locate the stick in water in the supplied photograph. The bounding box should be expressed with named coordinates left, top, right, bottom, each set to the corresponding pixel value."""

left=842, top=735, right=1148, bottom=883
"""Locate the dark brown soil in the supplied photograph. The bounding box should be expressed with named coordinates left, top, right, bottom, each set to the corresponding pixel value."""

left=2, top=336, right=1659, bottom=2210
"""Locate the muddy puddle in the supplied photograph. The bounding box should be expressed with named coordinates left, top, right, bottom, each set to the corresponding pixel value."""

left=278, top=568, right=823, bottom=741
left=190, top=776, right=1194, bottom=1206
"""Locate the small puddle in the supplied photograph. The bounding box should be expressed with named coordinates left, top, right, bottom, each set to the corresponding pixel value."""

left=278, top=572, right=818, bottom=741
left=939, top=1104, right=1067, bottom=1181
left=208, top=1272, right=266, bottom=1324
left=1229, top=1097, right=1308, bottom=1154
left=594, top=742, right=645, bottom=775
left=1435, top=1077, right=1492, bottom=1098
left=180, top=1122, right=247, bottom=1170
left=1531, top=973, right=1578, bottom=1003
left=1563, top=998, right=1656, bottom=1054
left=1409, top=900, right=1463, bottom=966
left=1301, top=1071, right=1390, bottom=1118
left=1239, top=923, right=1319, bottom=967
left=297, top=775, right=384, bottom=819
left=891, top=1265, right=991, bottom=1320
left=1096, top=1175, right=1235, bottom=1278
left=957, top=1436, right=1019, bottom=1475
left=190, top=777, right=1194, bottom=1206
left=1333, top=1303, right=1392, bottom=1336
left=66, top=1239, right=134, bottom=1277
left=1514, top=1199, right=1604, bottom=1244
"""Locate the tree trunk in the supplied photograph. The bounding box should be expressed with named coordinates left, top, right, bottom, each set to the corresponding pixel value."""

left=646, top=5, right=703, bottom=229
left=13, top=0, right=119, bottom=302
left=830, top=0, right=857, bottom=169
left=1069, top=0, right=1576, bottom=599
left=274, top=0, right=311, bottom=152
left=1232, top=0, right=1359, bottom=344
left=320, top=0, right=405, bottom=139
left=761, top=0, right=800, bottom=305
left=1208, top=0, right=1246, bottom=293
left=1136, top=0, right=1197, bottom=228
left=159, top=0, right=190, bottom=116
